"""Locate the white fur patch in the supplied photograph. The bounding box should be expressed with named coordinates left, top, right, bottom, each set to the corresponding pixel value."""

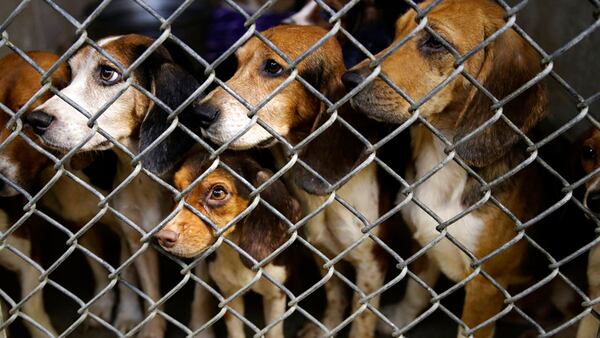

left=400, top=131, right=484, bottom=281
left=286, top=1, right=319, bottom=25
left=0, top=155, right=19, bottom=196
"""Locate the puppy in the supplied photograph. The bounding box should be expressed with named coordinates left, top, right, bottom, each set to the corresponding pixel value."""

left=156, top=151, right=300, bottom=338
left=0, top=51, right=69, bottom=338
left=577, top=130, right=600, bottom=338
left=164, top=25, right=391, bottom=338
left=25, top=34, right=203, bottom=338
left=346, top=1, right=547, bottom=337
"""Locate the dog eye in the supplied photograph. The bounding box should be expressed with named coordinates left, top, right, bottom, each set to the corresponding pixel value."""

left=99, top=65, right=121, bottom=85
left=420, top=33, right=446, bottom=53
left=583, top=145, right=597, bottom=161
left=209, top=185, right=229, bottom=201
left=263, top=59, right=284, bottom=76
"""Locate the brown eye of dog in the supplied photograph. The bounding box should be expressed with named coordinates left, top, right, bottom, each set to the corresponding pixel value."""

left=583, top=145, right=597, bottom=161
left=421, top=33, right=446, bottom=53
left=263, top=59, right=284, bottom=76
left=209, top=185, right=229, bottom=200
left=99, top=65, right=121, bottom=85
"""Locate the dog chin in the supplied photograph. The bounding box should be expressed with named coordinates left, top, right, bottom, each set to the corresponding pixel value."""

left=40, top=134, right=113, bottom=153
left=203, top=128, right=273, bottom=150
left=163, top=245, right=208, bottom=259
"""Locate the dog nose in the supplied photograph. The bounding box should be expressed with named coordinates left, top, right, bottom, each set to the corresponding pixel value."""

left=155, top=229, right=179, bottom=248
left=342, top=71, right=366, bottom=91
left=587, top=190, right=600, bottom=214
left=194, top=104, right=220, bottom=128
left=25, top=111, right=54, bottom=135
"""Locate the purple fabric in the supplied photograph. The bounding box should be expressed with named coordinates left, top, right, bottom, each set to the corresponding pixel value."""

left=204, top=7, right=292, bottom=62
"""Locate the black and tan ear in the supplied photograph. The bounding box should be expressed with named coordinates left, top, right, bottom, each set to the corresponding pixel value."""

left=292, top=112, right=379, bottom=195
left=292, top=48, right=379, bottom=195
left=238, top=168, right=301, bottom=268
left=138, top=45, right=201, bottom=176
left=453, top=28, right=547, bottom=168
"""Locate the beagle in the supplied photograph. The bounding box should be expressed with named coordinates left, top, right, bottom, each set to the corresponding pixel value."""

left=0, top=51, right=132, bottom=336
left=0, top=51, right=69, bottom=338
left=156, top=151, right=301, bottom=338
left=345, top=1, right=548, bottom=337
left=171, top=25, right=390, bottom=338
left=25, top=34, right=203, bottom=338
left=577, top=130, right=600, bottom=338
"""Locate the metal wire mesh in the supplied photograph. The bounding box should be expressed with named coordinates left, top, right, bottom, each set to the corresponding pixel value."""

left=0, top=0, right=599, bottom=338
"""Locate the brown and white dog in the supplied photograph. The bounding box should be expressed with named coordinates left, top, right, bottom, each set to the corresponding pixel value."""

left=175, top=25, right=389, bottom=338
left=345, top=0, right=548, bottom=337
left=577, top=130, right=600, bottom=338
left=155, top=151, right=301, bottom=338
left=0, top=51, right=70, bottom=338
left=0, top=51, right=141, bottom=336
left=24, top=35, right=204, bottom=338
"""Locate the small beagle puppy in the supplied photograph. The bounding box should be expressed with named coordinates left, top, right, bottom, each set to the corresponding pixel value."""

left=577, top=130, right=600, bottom=338
left=156, top=151, right=300, bottom=338
left=25, top=34, right=203, bottom=338
left=0, top=51, right=69, bottom=338
left=346, top=0, right=548, bottom=337
left=174, top=25, right=390, bottom=338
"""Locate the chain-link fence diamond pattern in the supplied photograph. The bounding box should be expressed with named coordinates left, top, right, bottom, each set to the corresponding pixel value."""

left=0, top=0, right=599, bottom=338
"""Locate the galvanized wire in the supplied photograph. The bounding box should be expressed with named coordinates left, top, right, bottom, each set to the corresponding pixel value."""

left=0, top=0, right=599, bottom=337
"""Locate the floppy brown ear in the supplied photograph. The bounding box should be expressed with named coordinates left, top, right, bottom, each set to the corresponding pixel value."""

left=292, top=54, right=380, bottom=195
left=238, top=168, right=301, bottom=268
left=453, top=29, right=547, bottom=168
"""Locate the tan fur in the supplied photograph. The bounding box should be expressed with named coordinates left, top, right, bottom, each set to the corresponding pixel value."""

left=348, top=1, right=547, bottom=337
left=202, top=25, right=345, bottom=148
left=158, top=154, right=299, bottom=338
left=162, top=168, right=248, bottom=258
left=201, top=25, right=388, bottom=338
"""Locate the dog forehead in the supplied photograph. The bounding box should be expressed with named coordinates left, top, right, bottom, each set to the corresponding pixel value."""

left=253, top=25, right=332, bottom=59
left=70, top=34, right=154, bottom=71
left=397, top=0, right=500, bottom=31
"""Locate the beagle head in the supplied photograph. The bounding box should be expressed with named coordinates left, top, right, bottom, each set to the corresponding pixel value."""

left=27, top=34, right=201, bottom=175
left=346, top=0, right=547, bottom=167
left=581, top=130, right=600, bottom=214
left=197, top=25, right=345, bottom=150
left=156, top=152, right=300, bottom=266
left=0, top=52, right=70, bottom=196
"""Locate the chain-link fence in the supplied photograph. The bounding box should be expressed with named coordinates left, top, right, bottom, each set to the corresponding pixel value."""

left=1, top=0, right=599, bottom=338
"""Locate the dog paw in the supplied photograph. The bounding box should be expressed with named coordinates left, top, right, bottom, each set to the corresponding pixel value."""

left=297, top=322, right=326, bottom=338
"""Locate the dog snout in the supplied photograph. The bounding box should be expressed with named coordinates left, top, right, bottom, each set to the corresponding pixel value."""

left=587, top=190, right=600, bottom=214
left=194, top=104, right=220, bottom=128
left=26, top=110, right=54, bottom=135
left=342, top=70, right=368, bottom=91
left=156, top=229, right=180, bottom=248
